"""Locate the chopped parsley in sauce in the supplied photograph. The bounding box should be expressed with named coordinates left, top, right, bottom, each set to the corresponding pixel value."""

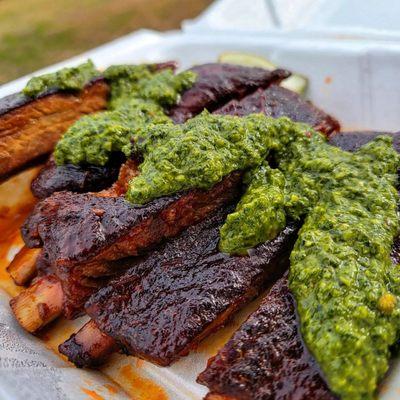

left=23, top=60, right=100, bottom=97
left=53, top=63, right=196, bottom=166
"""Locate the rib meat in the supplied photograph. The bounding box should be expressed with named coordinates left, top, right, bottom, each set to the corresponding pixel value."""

left=169, top=64, right=290, bottom=123
left=0, top=79, right=109, bottom=180
left=60, top=207, right=298, bottom=367
left=215, top=86, right=340, bottom=135
left=329, top=130, right=400, bottom=152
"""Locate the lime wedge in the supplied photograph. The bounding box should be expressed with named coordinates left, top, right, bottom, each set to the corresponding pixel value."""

left=218, top=52, right=308, bottom=95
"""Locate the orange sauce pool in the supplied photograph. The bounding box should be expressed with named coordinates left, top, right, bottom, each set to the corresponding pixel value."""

left=119, top=364, right=168, bottom=400
left=81, top=388, right=106, bottom=400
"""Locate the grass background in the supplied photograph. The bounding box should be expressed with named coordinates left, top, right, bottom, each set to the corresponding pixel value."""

left=0, top=0, right=212, bottom=84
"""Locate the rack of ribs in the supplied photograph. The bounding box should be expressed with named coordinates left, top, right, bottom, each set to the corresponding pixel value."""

left=59, top=129, right=398, bottom=373
left=23, top=62, right=289, bottom=199
left=9, top=65, right=340, bottom=331
left=59, top=206, right=298, bottom=367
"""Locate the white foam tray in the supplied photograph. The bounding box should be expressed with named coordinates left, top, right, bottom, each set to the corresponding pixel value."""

left=1, top=28, right=400, bottom=400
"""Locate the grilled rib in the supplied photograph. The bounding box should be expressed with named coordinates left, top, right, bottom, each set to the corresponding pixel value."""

left=16, top=170, right=242, bottom=321
left=197, top=273, right=337, bottom=400
left=59, top=206, right=298, bottom=367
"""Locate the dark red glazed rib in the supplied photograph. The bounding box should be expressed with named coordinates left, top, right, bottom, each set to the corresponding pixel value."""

left=169, top=64, right=290, bottom=123
left=215, top=85, right=340, bottom=135
left=60, top=206, right=298, bottom=367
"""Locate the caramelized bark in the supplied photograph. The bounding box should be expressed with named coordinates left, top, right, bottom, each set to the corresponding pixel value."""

left=22, top=172, right=242, bottom=318
left=0, top=79, right=109, bottom=180
left=31, top=154, right=124, bottom=199
left=329, top=130, right=400, bottom=152
left=169, top=64, right=290, bottom=123
left=215, top=86, right=340, bottom=135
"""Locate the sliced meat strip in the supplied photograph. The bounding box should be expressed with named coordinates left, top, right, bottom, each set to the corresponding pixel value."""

left=197, top=274, right=337, bottom=400
left=0, top=79, right=109, bottom=180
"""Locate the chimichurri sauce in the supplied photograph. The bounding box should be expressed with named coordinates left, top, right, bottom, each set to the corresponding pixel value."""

left=287, top=136, right=400, bottom=400
left=24, top=62, right=400, bottom=399
left=53, top=63, right=196, bottom=166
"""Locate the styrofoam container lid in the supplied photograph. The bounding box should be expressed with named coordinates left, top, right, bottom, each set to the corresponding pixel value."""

left=184, top=0, right=400, bottom=41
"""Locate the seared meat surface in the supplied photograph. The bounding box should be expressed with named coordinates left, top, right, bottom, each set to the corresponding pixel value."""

left=330, top=130, right=400, bottom=152
left=31, top=154, right=124, bottom=199
left=0, top=79, right=109, bottom=180
left=169, top=64, right=290, bottom=123
left=215, top=85, right=340, bottom=135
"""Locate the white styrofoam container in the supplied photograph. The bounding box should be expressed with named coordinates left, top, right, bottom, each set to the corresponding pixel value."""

left=1, top=28, right=400, bottom=400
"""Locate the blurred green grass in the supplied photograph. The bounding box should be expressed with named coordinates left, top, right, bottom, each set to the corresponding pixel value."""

left=0, top=0, right=212, bottom=84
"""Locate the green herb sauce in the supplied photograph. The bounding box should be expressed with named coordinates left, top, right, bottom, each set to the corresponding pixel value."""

left=23, top=60, right=100, bottom=97
left=54, top=99, right=170, bottom=165
left=125, top=112, right=290, bottom=204
left=53, top=64, right=196, bottom=166
left=104, top=64, right=196, bottom=109
left=219, top=163, right=286, bottom=254
left=288, top=136, right=400, bottom=400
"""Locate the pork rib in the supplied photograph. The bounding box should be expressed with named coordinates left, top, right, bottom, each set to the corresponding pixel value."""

left=197, top=274, right=337, bottom=400
left=21, top=171, right=242, bottom=318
